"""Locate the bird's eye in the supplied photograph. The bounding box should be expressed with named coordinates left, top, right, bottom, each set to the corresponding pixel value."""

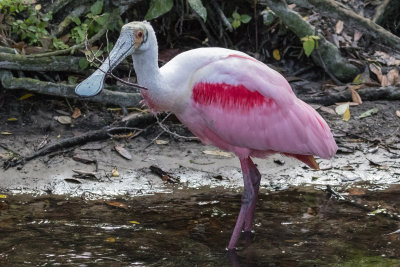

left=138, top=31, right=143, bottom=38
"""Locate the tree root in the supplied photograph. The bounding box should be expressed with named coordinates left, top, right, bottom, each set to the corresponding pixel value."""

left=263, top=0, right=360, bottom=82
left=300, top=86, right=400, bottom=105
left=0, top=70, right=143, bottom=107
left=3, top=113, right=155, bottom=170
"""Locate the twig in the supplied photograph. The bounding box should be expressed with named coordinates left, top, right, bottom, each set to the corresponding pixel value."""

left=211, top=0, right=233, bottom=32
left=155, top=113, right=198, bottom=140
left=316, top=49, right=344, bottom=85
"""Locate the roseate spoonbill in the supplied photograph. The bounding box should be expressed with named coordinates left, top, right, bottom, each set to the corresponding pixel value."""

left=75, top=21, right=337, bottom=250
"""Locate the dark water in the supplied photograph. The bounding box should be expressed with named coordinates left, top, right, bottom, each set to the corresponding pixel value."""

left=0, top=186, right=399, bottom=266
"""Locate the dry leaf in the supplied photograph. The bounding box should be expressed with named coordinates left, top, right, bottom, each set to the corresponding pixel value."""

left=359, top=108, right=378, bottom=118
left=335, top=103, right=349, bottom=115
left=72, top=107, right=81, bottom=119
left=105, top=201, right=128, bottom=210
left=54, top=116, right=72, bottom=124
left=155, top=140, right=169, bottom=145
left=374, top=51, right=400, bottom=66
left=18, top=93, right=34, bottom=100
left=1, top=131, right=12, bottom=135
left=7, top=118, right=18, bottom=121
left=387, top=68, right=399, bottom=85
left=348, top=187, right=366, bottom=196
left=111, top=168, right=119, bottom=177
left=273, top=49, right=280, bottom=60
left=115, top=145, right=132, bottom=160
left=369, top=64, right=383, bottom=83
left=335, top=20, right=344, bottom=34
left=203, top=150, right=233, bottom=157
left=343, top=107, right=351, bottom=121
left=350, top=89, right=362, bottom=104
left=319, top=106, right=336, bottom=115
left=396, top=110, right=400, bottom=118
left=129, top=220, right=140, bottom=224
left=106, top=237, right=116, bottom=242
left=353, top=30, right=363, bottom=42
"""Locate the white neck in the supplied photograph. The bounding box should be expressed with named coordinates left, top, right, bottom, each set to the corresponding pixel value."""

left=131, top=29, right=174, bottom=112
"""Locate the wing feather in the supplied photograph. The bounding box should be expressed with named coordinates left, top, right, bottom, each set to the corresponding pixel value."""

left=178, top=55, right=337, bottom=159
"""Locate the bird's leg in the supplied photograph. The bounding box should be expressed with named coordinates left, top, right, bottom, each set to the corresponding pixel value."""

left=227, top=157, right=255, bottom=250
left=244, top=158, right=261, bottom=232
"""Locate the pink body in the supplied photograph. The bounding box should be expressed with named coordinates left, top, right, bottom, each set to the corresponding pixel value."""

left=142, top=48, right=337, bottom=161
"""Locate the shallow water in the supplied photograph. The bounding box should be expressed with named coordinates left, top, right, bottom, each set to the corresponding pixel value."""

left=1, top=186, right=399, bottom=266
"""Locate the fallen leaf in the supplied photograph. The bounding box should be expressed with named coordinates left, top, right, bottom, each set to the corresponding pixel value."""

left=1, top=131, right=12, bottom=135
left=71, top=107, right=81, bottom=119
left=155, top=139, right=169, bottom=145
left=149, top=165, right=179, bottom=183
left=374, top=51, right=400, bottom=66
left=112, top=168, right=119, bottom=177
left=203, top=150, right=233, bottom=157
left=359, top=108, right=378, bottom=118
left=129, top=220, right=140, bottom=224
left=396, top=110, right=400, bottom=118
left=353, top=30, right=363, bottom=43
left=106, top=237, right=116, bottom=243
left=72, top=155, right=96, bottom=164
left=7, top=118, right=18, bottom=121
left=387, top=68, right=399, bottom=85
left=64, top=178, right=81, bottom=184
left=105, top=201, right=128, bottom=210
left=72, top=169, right=98, bottom=179
left=54, top=116, right=72, bottom=124
left=273, top=49, right=281, bottom=60
left=115, top=145, right=132, bottom=160
left=335, top=20, right=344, bottom=34
left=350, top=89, right=362, bottom=104
left=348, top=187, right=366, bottom=196
left=343, top=107, right=351, bottom=121
left=0, top=194, right=6, bottom=198
left=319, top=106, right=336, bottom=115
left=18, top=93, right=34, bottom=100
left=369, top=64, right=383, bottom=84
left=335, top=103, right=349, bottom=115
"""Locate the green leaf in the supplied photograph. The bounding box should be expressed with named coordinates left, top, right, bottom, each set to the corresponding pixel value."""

left=94, top=13, right=109, bottom=26
left=145, top=0, right=173, bottom=20
left=232, top=11, right=240, bottom=20
left=90, top=0, right=103, bottom=16
left=240, top=14, right=251, bottom=23
left=232, top=19, right=241, bottom=29
left=71, top=16, right=81, bottom=25
left=359, top=108, right=378, bottom=119
left=79, top=58, right=89, bottom=70
left=303, top=39, right=315, bottom=57
left=188, top=0, right=207, bottom=22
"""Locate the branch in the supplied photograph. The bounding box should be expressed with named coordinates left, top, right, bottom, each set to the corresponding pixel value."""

left=299, top=86, right=400, bottom=105
left=0, top=70, right=143, bottom=107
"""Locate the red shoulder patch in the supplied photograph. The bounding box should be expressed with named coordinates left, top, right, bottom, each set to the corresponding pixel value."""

left=192, top=82, right=276, bottom=111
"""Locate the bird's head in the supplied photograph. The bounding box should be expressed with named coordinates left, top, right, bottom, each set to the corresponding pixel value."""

left=75, top=21, right=153, bottom=97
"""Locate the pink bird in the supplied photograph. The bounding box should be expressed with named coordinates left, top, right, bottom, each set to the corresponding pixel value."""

left=75, top=21, right=337, bottom=250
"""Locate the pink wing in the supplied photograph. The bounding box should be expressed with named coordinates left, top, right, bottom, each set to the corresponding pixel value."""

left=177, top=55, right=337, bottom=159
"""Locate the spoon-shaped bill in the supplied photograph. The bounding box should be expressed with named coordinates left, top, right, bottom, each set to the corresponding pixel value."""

left=75, top=31, right=135, bottom=97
